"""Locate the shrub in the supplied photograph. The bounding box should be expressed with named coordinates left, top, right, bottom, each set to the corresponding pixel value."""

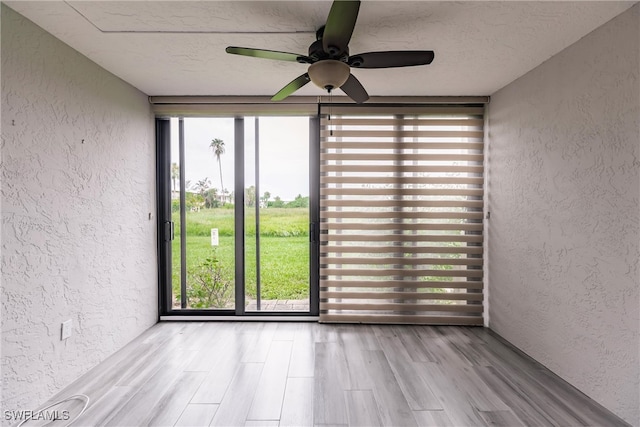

left=187, top=249, right=233, bottom=308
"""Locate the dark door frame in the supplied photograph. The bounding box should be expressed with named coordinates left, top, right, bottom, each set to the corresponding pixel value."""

left=156, top=115, right=320, bottom=319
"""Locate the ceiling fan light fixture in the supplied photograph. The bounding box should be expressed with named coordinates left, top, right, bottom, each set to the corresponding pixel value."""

left=308, top=60, right=350, bottom=91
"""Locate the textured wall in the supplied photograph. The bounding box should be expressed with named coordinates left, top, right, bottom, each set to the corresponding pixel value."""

left=488, top=5, right=639, bottom=425
left=1, top=5, right=157, bottom=414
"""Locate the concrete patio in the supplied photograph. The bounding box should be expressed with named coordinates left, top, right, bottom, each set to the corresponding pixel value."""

left=245, top=299, right=310, bottom=312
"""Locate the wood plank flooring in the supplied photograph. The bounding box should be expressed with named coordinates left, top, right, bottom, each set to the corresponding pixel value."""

left=33, top=322, right=628, bottom=427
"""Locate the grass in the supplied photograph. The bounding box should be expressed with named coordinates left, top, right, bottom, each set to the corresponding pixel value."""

left=171, top=207, right=309, bottom=307
left=183, top=207, right=308, bottom=237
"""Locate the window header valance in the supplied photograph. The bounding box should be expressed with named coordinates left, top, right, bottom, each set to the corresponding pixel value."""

left=149, top=96, right=490, bottom=117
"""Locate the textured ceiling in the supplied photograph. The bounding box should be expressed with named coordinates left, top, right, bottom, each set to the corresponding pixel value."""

left=5, top=1, right=636, bottom=97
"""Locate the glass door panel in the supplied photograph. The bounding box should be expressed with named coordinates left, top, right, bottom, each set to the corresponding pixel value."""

left=244, top=117, right=310, bottom=312
left=170, top=117, right=235, bottom=309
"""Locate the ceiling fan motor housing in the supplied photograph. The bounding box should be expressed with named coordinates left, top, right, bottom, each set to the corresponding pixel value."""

left=308, top=38, right=349, bottom=63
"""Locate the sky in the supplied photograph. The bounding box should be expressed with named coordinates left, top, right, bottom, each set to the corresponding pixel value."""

left=170, top=116, right=310, bottom=201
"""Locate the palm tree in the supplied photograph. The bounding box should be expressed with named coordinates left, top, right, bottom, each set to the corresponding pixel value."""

left=171, top=162, right=179, bottom=192
left=210, top=138, right=225, bottom=204
left=194, top=177, right=211, bottom=197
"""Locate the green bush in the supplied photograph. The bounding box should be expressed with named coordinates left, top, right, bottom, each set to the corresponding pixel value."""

left=187, top=248, right=233, bottom=308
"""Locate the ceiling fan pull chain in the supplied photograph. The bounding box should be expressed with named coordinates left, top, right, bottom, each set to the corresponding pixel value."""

left=329, top=90, right=333, bottom=136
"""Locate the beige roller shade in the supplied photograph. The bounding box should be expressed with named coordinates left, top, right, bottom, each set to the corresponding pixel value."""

left=319, top=104, right=485, bottom=325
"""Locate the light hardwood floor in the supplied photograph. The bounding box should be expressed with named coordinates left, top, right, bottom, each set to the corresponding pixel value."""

left=35, top=322, right=628, bottom=427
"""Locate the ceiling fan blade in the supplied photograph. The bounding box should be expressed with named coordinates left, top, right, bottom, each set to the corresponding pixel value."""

left=349, top=51, right=435, bottom=68
left=340, top=73, right=369, bottom=104
left=322, top=0, right=360, bottom=56
left=226, top=46, right=313, bottom=64
left=272, top=73, right=312, bottom=101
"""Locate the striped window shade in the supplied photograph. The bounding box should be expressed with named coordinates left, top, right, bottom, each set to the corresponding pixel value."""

left=319, top=104, right=485, bottom=325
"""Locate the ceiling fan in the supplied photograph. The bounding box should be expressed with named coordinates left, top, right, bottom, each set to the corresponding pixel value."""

left=225, top=0, right=435, bottom=103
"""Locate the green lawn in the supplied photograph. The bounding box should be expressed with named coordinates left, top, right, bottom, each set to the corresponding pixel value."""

left=171, top=207, right=309, bottom=308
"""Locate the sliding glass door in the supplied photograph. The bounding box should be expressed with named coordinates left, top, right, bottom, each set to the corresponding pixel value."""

left=157, top=116, right=318, bottom=316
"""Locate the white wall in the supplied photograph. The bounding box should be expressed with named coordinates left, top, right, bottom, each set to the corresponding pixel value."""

left=1, top=4, right=157, bottom=414
left=488, top=5, right=639, bottom=425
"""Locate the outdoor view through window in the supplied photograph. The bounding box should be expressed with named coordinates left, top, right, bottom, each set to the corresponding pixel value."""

left=170, top=117, right=310, bottom=312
